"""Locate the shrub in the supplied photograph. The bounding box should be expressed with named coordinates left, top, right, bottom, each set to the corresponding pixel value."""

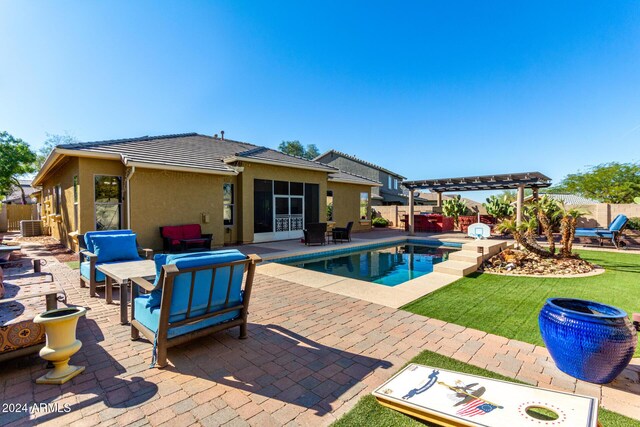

left=372, top=217, right=389, bottom=228
left=627, top=217, right=640, bottom=230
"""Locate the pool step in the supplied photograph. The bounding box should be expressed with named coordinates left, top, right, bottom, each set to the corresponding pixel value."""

left=433, top=260, right=479, bottom=277
left=461, top=240, right=508, bottom=259
left=448, top=250, right=483, bottom=264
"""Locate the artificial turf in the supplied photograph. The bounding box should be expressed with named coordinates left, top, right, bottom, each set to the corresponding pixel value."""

left=402, top=249, right=640, bottom=356
left=333, top=349, right=640, bottom=427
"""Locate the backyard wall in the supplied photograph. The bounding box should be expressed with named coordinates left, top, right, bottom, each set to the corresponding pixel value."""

left=573, top=203, right=640, bottom=228
left=374, top=205, right=443, bottom=227
left=326, top=182, right=372, bottom=232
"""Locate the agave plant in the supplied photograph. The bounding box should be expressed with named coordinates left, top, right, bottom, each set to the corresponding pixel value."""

left=442, top=195, right=469, bottom=228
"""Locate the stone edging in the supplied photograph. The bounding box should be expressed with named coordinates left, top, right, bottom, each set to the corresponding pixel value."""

left=481, top=267, right=606, bottom=279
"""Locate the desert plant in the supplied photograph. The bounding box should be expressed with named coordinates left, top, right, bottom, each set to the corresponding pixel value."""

left=534, top=196, right=563, bottom=255
left=627, top=217, right=640, bottom=230
left=372, top=217, right=389, bottom=228
left=496, top=217, right=555, bottom=258
left=483, top=195, right=515, bottom=221
left=558, top=203, right=589, bottom=257
left=442, top=195, right=469, bottom=229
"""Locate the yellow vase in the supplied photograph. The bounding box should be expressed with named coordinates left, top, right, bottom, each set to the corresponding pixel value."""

left=34, top=307, right=86, bottom=385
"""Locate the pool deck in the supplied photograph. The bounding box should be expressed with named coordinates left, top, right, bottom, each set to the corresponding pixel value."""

left=1, top=241, right=638, bottom=426
left=239, top=230, right=509, bottom=308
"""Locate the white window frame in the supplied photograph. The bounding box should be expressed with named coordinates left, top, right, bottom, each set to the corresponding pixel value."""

left=388, top=176, right=392, bottom=189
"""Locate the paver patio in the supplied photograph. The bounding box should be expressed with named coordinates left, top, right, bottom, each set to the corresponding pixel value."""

left=0, top=243, right=638, bottom=426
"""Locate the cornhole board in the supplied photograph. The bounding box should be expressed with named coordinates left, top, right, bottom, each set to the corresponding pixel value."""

left=373, top=364, right=599, bottom=427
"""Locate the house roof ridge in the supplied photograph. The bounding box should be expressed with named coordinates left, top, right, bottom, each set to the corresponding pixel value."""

left=315, top=149, right=406, bottom=179
left=58, top=132, right=201, bottom=149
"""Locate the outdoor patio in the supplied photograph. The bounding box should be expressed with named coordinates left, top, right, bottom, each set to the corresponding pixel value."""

left=1, top=238, right=639, bottom=426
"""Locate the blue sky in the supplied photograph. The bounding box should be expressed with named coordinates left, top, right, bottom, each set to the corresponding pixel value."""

left=1, top=2, right=639, bottom=201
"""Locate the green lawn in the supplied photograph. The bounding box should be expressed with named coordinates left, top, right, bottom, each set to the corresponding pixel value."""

left=333, top=349, right=640, bottom=427
left=65, top=260, right=80, bottom=270
left=402, top=249, right=640, bottom=356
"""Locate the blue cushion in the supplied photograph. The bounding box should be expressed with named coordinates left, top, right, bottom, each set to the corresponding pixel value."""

left=609, top=215, right=628, bottom=232
left=91, top=234, right=140, bottom=263
left=80, top=261, right=106, bottom=282
left=151, top=250, right=240, bottom=285
left=146, top=250, right=247, bottom=309
left=84, top=229, right=133, bottom=254
left=134, top=295, right=241, bottom=339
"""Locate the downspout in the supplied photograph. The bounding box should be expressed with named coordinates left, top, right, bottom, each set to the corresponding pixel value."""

left=126, top=166, right=136, bottom=229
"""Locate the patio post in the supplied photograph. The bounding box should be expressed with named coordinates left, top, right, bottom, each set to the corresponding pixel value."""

left=516, top=184, right=525, bottom=226
left=436, top=191, right=442, bottom=208
left=408, top=190, right=415, bottom=236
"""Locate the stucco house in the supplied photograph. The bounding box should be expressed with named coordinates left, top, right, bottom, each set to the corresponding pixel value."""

left=32, top=133, right=380, bottom=251
left=314, top=150, right=406, bottom=206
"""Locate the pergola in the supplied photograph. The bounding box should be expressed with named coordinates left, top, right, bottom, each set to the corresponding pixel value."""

left=402, top=171, right=552, bottom=235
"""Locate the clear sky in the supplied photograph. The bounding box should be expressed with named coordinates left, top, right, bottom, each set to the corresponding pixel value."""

left=1, top=2, right=639, bottom=201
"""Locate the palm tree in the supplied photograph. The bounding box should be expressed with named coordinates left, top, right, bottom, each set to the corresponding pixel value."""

left=496, top=217, right=554, bottom=258
left=534, top=196, right=563, bottom=256
left=558, top=202, right=589, bottom=257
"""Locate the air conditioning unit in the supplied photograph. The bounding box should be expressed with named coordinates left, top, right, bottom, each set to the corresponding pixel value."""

left=20, top=220, right=43, bottom=237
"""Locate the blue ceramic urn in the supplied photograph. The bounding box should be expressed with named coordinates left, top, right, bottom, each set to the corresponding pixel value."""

left=539, top=298, right=637, bottom=384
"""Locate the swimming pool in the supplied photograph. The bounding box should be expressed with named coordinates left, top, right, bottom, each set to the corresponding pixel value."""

left=279, top=242, right=460, bottom=286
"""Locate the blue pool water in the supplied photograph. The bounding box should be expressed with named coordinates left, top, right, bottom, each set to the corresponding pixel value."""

left=280, top=243, right=459, bottom=286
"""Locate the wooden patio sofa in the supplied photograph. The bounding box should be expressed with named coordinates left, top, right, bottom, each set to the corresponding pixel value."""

left=129, top=250, right=261, bottom=368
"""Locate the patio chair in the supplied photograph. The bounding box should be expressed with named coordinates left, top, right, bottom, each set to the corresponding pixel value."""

left=129, top=250, right=261, bottom=368
left=78, top=230, right=153, bottom=297
left=303, top=223, right=327, bottom=246
left=332, top=221, right=354, bottom=243
left=574, top=214, right=629, bottom=249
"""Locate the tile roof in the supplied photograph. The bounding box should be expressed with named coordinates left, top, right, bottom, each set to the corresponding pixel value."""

left=328, top=170, right=382, bottom=186
left=56, top=133, right=336, bottom=174
left=314, top=149, right=407, bottom=179
left=534, top=193, right=599, bottom=205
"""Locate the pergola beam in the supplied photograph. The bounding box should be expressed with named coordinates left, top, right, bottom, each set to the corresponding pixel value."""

left=403, top=171, right=552, bottom=192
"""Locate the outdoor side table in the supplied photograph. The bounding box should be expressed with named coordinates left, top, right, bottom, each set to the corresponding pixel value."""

left=97, top=260, right=156, bottom=325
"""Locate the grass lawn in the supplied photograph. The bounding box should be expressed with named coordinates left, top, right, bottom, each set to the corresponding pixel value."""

left=65, top=260, right=79, bottom=270
left=333, top=349, right=640, bottom=427
left=402, top=249, right=640, bottom=356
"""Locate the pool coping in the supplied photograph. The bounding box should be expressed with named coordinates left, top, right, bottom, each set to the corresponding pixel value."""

left=257, top=236, right=469, bottom=308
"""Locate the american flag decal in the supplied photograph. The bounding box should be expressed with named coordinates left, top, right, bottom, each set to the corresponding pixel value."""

left=456, top=399, right=497, bottom=417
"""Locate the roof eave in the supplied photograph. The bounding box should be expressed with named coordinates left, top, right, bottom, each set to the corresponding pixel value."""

left=224, top=156, right=337, bottom=173
left=125, top=161, right=238, bottom=176
left=329, top=178, right=383, bottom=187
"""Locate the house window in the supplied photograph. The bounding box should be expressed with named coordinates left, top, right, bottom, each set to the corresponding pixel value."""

left=95, top=175, right=122, bottom=230
left=223, top=183, right=234, bottom=226
left=388, top=176, right=392, bottom=188
left=73, top=176, right=78, bottom=230
left=54, top=185, right=62, bottom=214
left=394, top=179, right=398, bottom=190
left=326, top=190, right=334, bottom=221
left=360, top=192, right=369, bottom=219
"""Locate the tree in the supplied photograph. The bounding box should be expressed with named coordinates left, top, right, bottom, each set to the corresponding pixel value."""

left=36, top=132, right=78, bottom=168
left=0, top=131, right=37, bottom=204
left=550, top=162, right=640, bottom=203
left=278, top=140, right=321, bottom=160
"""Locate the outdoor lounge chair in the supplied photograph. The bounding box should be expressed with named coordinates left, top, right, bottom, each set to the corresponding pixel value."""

left=574, top=214, right=629, bottom=249
left=129, top=250, right=261, bottom=368
left=78, top=230, right=153, bottom=297
left=303, top=223, right=327, bottom=246
left=332, top=221, right=353, bottom=243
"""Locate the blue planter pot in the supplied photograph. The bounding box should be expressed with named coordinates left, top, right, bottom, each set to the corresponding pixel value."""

left=539, top=298, right=637, bottom=384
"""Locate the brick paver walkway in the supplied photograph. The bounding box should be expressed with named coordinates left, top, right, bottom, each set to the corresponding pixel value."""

left=1, top=246, right=638, bottom=426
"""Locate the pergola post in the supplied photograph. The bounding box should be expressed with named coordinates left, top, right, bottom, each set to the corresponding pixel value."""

left=436, top=191, right=442, bottom=207
left=516, top=184, right=525, bottom=226
left=408, top=190, right=415, bottom=236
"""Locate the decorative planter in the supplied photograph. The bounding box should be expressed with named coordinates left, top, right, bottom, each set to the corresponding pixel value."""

left=34, top=307, right=86, bottom=384
left=539, top=298, right=637, bottom=384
